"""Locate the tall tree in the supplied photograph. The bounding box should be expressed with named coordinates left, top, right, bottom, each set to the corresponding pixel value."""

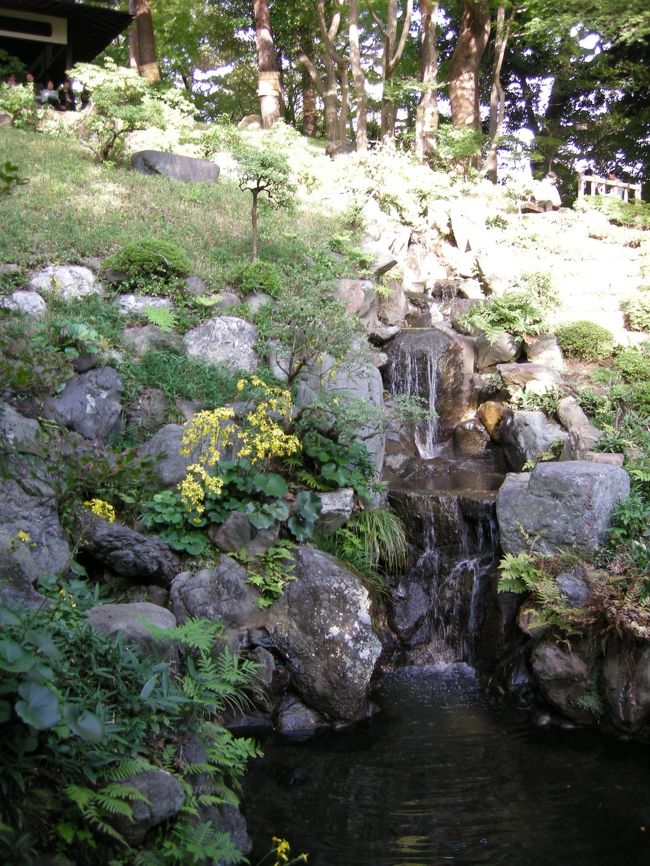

left=366, top=0, right=414, bottom=140
left=448, top=0, right=490, bottom=129
left=349, top=0, right=369, bottom=149
left=253, top=0, right=282, bottom=127
left=129, top=0, right=160, bottom=82
left=414, top=0, right=439, bottom=161
left=482, top=1, right=517, bottom=182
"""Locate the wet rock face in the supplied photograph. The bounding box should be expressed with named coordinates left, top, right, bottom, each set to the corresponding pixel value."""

left=603, top=643, right=650, bottom=731
left=530, top=640, right=593, bottom=723
left=384, top=325, right=475, bottom=451
left=500, top=409, right=567, bottom=471
left=497, top=461, right=630, bottom=555
left=265, top=547, right=382, bottom=722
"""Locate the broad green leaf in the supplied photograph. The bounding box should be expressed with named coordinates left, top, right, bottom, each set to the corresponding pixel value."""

left=252, top=472, right=289, bottom=497
left=15, top=682, right=61, bottom=730
left=0, top=640, right=36, bottom=673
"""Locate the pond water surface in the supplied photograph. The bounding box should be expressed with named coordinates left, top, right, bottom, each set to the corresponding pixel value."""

left=242, top=665, right=650, bottom=866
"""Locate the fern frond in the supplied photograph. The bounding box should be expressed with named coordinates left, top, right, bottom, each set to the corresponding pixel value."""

left=296, top=469, right=330, bottom=491
left=106, top=758, right=156, bottom=782
left=144, top=304, right=177, bottom=332
left=144, top=617, right=224, bottom=652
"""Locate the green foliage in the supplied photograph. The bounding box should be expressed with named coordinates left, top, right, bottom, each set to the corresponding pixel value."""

left=255, top=280, right=365, bottom=382
left=459, top=291, right=548, bottom=342
left=621, top=293, right=650, bottom=331
left=518, top=271, right=561, bottom=310
left=555, top=320, right=615, bottom=361
left=0, top=309, right=73, bottom=398
left=198, top=117, right=242, bottom=156
left=609, top=492, right=650, bottom=557
left=70, top=59, right=194, bottom=163
left=0, top=159, right=25, bottom=196
left=511, top=385, right=563, bottom=415
left=290, top=429, right=377, bottom=502
left=327, top=232, right=374, bottom=270
left=245, top=540, right=297, bottom=607
left=613, top=345, right=650, bottom=382
left=572, top=669, right=605, bottom=719
left=497, top=551, right=543, bottom=594
left=485, top=214, right=508, bottom=230
left=0, top=83, right=41, bottom=129
left=0, top=589, right=259, bottom=864
left=581, top=195, right=650, bottom=231
left=104, top=236, right=191, bottom=293
left=144, top=304, right=178, bottom=332
left=432, top=124, right=487, bottom=177
left=119, top=349, right=240, bottom=407
left=140, top=490, right=211, bottom=555
left=286, top=490, right=323, bottom=542
left=229, top=259, right=282, bottom=297
left=204, top=459, right=292, bottom=532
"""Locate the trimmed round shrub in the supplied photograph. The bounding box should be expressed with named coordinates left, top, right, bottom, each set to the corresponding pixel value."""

left=554, top=320, right=615, bottom=361
left=620, top=293, right=650, bottom=332
left=104, top=238, right=191, bottom=279
left=613, top=347, right=650, bottom=382
left=229, top=259, right=282, bottom=297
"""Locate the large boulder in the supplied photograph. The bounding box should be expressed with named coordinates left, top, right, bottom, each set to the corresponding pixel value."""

left=79, top=519, right=182, bottom=586
left=87, top=602, right=177, bottom=658
left=183, top=316, right=258, bottom=372
left=500, top=409, right=567, bottom=471
left=530, top=640, right=592, bottom=721
left=29, top=265, right=102, bottom=300
left=497, top=461, right=630, bottom=555
left=0, top=290, right=47, bottom=317
left=603, top=642, right=650, bottom=731
left=44, top=367, right=123, bottom=441
left=295, top=356, right=385, bottom=474
left=265, top=547, right=382, bottom=721
left=170, top=558, right=265, bottom=644
left=131, top=150, right=220, bottom=183
left=497, top=362, right=563, bottom=395
left=112, top=770, right=185, bottom=844
left=314, top=488, right=354, bottom=533
left=476, top=333, right=521, bottom=371
left=137, top=424, right=194, bottom=486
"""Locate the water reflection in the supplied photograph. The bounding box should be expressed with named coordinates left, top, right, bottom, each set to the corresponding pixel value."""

left=242, top=665, right=650, bottom=866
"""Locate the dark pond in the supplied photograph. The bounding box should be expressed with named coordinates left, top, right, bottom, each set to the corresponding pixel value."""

left=242, top=665, right=650, bottom=866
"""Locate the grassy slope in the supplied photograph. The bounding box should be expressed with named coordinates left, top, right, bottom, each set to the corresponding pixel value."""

left=0, top=127, right=340, bottom=283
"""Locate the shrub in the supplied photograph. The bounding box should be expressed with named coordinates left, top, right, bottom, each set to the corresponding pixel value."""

left=613, top=346, right=650, bottom=382
left=0, top=83, right=41, bottom=129
left=104, top=237, right=191, bottom=282
left=621, top=294, right=650, bottom=331
left=0, top=159, right=26, bottom=196
left=0, top=309, right=73, bottom=398
left=0, top=584, right=260, bottom=864
left=229, top=259, right=282, bottom=297
left=554, top=320, right=615, bottom=361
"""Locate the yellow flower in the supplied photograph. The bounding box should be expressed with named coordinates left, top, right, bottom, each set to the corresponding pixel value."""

left=83, top=499, right=116, bottom=523
left=16, top=530, right=31, bottom=544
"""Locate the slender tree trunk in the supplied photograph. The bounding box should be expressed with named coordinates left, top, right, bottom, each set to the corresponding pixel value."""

left=448, top=0, right=490, bottom=129
left=349, top=0, right=368, bottom=150
left=366, top=0, right=413, bottom=141
left=253, top=0, right=282, bottom=128
left=251, top=191, right=259, bottom=261
left=415, top=0, right=439, bottom=161
left=129, top=0, right=160, bottom=82
left=302, top=67, right=318, bottom=136
left=483, top=2, right=516, bottom=182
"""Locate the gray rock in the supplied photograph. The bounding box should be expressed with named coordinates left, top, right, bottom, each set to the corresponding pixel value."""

left=500, top=410, right=567, bottom=471
left=530, top=640, right=592, bottom=721
left=314, top=488, right=355, bottom=533
left=184, top=275, right=207, bottom=296
left=183, top=316, right=258, bottom=372
left=137, top=424, right=192, bottom=486
left=29, top=265, right=102, bottom=300
left=0, top=479, right=70, bottom=585
left=116, top=294, right=174, bottom=317
left=44, top=366, right=123, bottom=441
left=497, top=362, right=563, bottom=395
left=274, top=694, right=326, bottom=733
left=238, top=114, right=263, bottom=130
left=388, top=580, right=430, bottom=644
left=131, top=150, right=220, bottom=184
left=497, top=461, right=630, bottom=555
left=453, top=418, right=491, bottom=456
left=80, top=519, right=181, bottom=586
left=245, top=292, right=272, bottom=315
left=337, top=278, right=376, bottom=318
left=170, top=558, right=264, bottom=630
left=523, top=334, right=564, bottom=369
left=213, top=291, right=242, bottom=310
left=560, top=424, right=603, bottom=461
left=207, top=511, right=279, bottom=559
left=122, top=324, right=182, bottom=357
left=377, top=280, right=408, bottom=325
left=476, top=332, right=522, bottom=371
left=555, top=570, right=594, bottom=608
left=265, top=547, right=382, bottom=721
left=295, top=356, right=385, bottom=474
left=126, top=388, right=169, bottom=434
left=603, top=643, right=650, bottom=731
left=0, top=290, right=47, bottom=317
left=113, top=770, right=185, bottom=844
left=556, top=396, right=591, bottom=431
left=87, top=602, right=177, bottom=657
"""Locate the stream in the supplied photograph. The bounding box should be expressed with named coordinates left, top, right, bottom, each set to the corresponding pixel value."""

left=242, top=664, right=650, bottom=866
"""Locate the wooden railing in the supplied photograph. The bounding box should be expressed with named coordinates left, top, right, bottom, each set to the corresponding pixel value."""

left=577, top=173, right=643, bottom=202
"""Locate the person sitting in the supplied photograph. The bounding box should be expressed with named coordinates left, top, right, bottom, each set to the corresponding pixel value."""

left=38, top=79, right=61, bottom=108
left=5, top=73, right=17, bottom=87
left=607, top=171, right=625, bottom=199
left=532, top=171, right=562, bottom=211
left=59, top=78, right=76, bottom=112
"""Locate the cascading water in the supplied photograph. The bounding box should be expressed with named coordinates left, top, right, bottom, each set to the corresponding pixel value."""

left=387, top=338, right=440, bottom=458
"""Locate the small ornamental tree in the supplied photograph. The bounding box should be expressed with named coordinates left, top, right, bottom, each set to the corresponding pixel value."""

left=234, top=144, right=295, bottom=260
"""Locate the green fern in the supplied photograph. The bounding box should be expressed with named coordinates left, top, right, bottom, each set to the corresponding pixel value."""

left=144, top=304, right=178, bottom=332
left=296, top=468, right=331, bottom=491
left=144, top=617, right=224, bottom=652
left=106, top=758, right=157, bottom=782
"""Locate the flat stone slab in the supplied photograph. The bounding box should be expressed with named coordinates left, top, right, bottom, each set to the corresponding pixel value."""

left=132, top=150, right=220, bottom=183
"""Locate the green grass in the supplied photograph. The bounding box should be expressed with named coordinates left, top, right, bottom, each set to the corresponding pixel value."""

left=0, top=127, right=342, bottom=283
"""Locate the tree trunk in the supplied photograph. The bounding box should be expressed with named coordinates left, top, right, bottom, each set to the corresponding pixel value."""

left=483, top=2, right=515, bottom=183
left=349, top=0, right=368, bottom=150
left=251, top=190, right=259, bottom=261
left=366, top=0, right=413, bottom=142
left=129, top=0, right=160, bottom=82
left=253, top=0, right=282, bottom=128
left=302, top=67, right=318, bottom=136
left=414, top=0, right=439, bottom=161
left=448, top=0, right=490, bottom=129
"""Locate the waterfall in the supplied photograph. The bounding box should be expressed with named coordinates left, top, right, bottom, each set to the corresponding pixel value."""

left=386, top=335, right=441, bottom=459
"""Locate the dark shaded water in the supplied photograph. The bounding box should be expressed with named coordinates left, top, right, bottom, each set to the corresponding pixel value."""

left=242, top=665, right=650, bottom=866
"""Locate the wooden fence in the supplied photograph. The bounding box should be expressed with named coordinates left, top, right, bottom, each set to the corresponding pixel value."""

left=577, top=173, right=643, bottom=202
